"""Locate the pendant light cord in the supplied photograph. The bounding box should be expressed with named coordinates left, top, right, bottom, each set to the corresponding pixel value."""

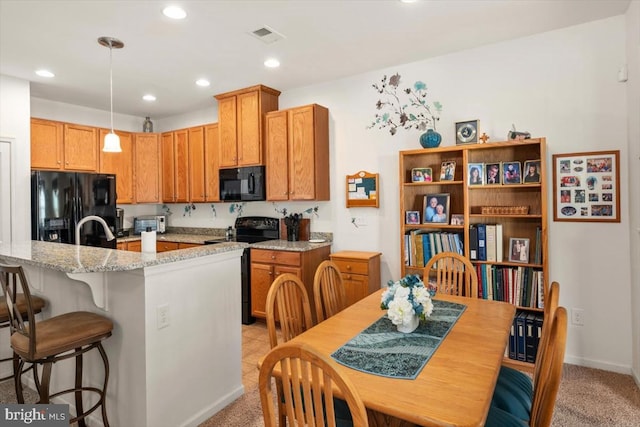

left=109, top=41, right=114, bottom=133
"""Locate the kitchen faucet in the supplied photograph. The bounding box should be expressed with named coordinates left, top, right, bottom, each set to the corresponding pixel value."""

left=75, top=215, right=115, bottom=245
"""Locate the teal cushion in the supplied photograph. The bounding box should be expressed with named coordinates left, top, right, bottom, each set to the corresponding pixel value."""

left=485, top=404, right=529, bottom=427
left=497, top=366, right=533, bottom=398
left=491, top=370, right=532, bottom=422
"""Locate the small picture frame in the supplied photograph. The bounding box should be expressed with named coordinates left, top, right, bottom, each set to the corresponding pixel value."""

left=440, top=161, right=456, bottom=181
left=423, top=193, right=450, bottom=224
left=523, top=160, right=541, bottom=184
left=509, top=238, right=530, bottom=263
left=468, top=163, right=484, bottom=186
left=502, top=161, right=522, bottom=185
left=411, top=167, right=433, bottom=183
left=455, top=120, right=479, bottom=145
left=405, top=211, right=421, bottom=224
left=450, top=214, right=464, bottom=226
left=485, top=163, right=501, bottom=185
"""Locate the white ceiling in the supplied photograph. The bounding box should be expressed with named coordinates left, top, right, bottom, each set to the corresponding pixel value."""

left=0, top=0, right=631, bottom=119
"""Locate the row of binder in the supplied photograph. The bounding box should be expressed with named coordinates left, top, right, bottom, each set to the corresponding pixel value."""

left=508, top=311, right=544, bottom=363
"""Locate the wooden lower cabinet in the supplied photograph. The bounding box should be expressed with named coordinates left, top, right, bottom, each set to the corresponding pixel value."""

left=157, top=241, right=179, bottom=252
left=330, top=251, right=382, bottom=308
left=178, top=242, right=201, bottom=249
left=124, top=241, right=142, bottom=252
left=250, top=246, right=330, bottom=321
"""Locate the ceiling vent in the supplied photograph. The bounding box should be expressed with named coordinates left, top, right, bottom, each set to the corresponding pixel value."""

left=249, top=25, right=285, bottom=44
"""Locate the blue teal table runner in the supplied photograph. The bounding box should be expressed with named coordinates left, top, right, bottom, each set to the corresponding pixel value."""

left=331, top=299, right=467, bottom=379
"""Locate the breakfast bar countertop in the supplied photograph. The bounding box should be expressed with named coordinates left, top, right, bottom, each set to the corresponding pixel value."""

left=0, top=240, right=248, bottom=274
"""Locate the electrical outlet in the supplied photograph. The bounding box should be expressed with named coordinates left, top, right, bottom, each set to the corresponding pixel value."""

left=157, top=304, right=170, bottom=329
left=571, top=308, right=584, bottom=326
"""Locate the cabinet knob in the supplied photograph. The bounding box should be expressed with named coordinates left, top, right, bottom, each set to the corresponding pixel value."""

left=346, top=265, right=352, bottom=270
left=57, top=160, right=61, bottom=164
left=346, top=275, right=352, bottom=280
left=271, top=255, right=275, bottom=259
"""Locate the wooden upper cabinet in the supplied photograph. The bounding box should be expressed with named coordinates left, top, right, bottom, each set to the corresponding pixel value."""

left=162, top=130, right=189, bottom=203
left=31, top=118, right=63, bottom=169
left=265, top=104, right=330, bottom=201
left=204, top=123, right=220, bottom=202
left=265, top=111, right=289, bottom=200
left=214, top=84, right=280, bottom=168
left=188, top=126, right=205, bottom=202
left=64, top=123, right=99, bottom=171
left=134, top=133, right=161, bottom=203
left=99, top=129, right=134, bottom=204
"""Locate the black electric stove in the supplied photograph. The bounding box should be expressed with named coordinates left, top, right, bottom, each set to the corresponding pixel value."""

left=204, top=216, right=280, bottom=324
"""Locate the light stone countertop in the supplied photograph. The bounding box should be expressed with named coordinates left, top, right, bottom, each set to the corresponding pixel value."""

left=0, top=240, right=248, bottom=274
left=118, top=233, right=218, bottom=244
left=250, top=240, right=332, bottom=252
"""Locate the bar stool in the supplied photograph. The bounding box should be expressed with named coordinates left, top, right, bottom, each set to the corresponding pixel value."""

left=0, top=264, right=113, bottom=426
left=0, top=288, right=46, bottom=382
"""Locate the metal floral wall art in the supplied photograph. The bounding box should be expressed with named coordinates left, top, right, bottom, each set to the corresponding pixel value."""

left=367, top=73, right=442, bottom=136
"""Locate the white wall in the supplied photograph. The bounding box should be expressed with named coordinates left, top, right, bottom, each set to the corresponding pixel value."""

left=4, top=13, right=636, bottom=374
left=625, top=0, right=640, bottom=383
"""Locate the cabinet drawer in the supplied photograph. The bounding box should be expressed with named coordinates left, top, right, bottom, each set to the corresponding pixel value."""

left=251, top=249, right=301, bottom=266
left=332, top=259, right=369, bottom=275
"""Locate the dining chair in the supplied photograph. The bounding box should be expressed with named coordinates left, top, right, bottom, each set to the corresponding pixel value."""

left=259, top=341, right=369, bottom=427
left=313, top=260, right=347, bottom=323
left=493, top=281, right=560, bottom=411
left=266, top=273, right=314, bottom=349
left=486, top=306, right=568, bottom=427
left=0, top=264, right=114, bottom=426
left=423, top=251, right=478, bottom=298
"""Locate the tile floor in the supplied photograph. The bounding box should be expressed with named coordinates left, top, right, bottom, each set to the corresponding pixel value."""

left=241, top=320, right=277, bottom=391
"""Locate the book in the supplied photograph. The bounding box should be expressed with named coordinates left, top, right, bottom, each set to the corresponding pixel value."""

left=422, top=234, right=431, bottom=265
left=508, top=315, right=517, bottom=359
left=496, top=224, right=504, bottom=262
left=477, top=224, right=487, bottom=261
left=469, top=225, right=478, bottom=260
left=453, top=233, right=463, bottom=255
left=486, top=224, right=496, bottom=262
left=414, top=231, right=425, bottom=268
left=534, top=313, right=544, bottom=362
left=516, top=312, right=527, bottom=361
left=525, top=313, right=537, bottom=363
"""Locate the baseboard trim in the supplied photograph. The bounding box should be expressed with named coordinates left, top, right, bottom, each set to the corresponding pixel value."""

left=179, top=385, right=245, bottom=427
left=564, top=356, right=632, bottom=375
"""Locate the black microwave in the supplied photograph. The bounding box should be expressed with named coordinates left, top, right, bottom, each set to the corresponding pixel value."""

left=219, top=166, right=266, bottom=201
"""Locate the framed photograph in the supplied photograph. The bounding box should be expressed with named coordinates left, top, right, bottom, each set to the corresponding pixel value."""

left=455, top=120, right=479, bottom=145
left=468, top=163, right=484, bottom=186
left=523, top=159, right=541, bottom=184
left=423, top=193, right=450, bottom=224
left=502, top=161, right=522, bottom=185
left=509, top=238, right=530, bottom=263
left=405, top=211, right=420, bottom=224
left=411, top=167, right=433, bottom=183
left=440, top=161, right=456, bottom=181
left=450, top=214, right=464, bottom=226
left=485, top=163, right=501, bottom=185
left=552, top=150, right=620, bottom=222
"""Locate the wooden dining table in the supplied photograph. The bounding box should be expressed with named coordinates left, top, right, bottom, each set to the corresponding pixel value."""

left=263, top=288, right=516, bottom=427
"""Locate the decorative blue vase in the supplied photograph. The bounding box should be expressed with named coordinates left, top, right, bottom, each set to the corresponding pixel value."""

left=420, top=129, right=442, bottom=148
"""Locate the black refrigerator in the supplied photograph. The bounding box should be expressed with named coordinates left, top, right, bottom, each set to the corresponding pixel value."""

left=31, top=171, right=117, bottom=248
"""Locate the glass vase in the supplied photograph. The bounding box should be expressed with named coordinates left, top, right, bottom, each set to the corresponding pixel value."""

left=419, top=129, right=441, bottom=148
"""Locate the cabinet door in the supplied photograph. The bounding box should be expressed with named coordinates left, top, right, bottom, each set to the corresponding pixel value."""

left=237, top=90, right=262, bottom=166
left=204, top=124, right=220, bottom=202
left=99, top=129, right=134, bottom=204
left=64, top=123, right=98, bottom=171
left=288, top=106, right=317, bottom=200
left=116, top=242, right=127, bottom=250
left=31, top=118, right=63, bottom=169
left=174, top=129, right=189, bottom=202
left=161, top=132, right=176, bottom=202
left=251, top=263, right=274, bottom=318
left=265, top=111, right=289, bottom=200
left=274, top=265, right=301, bottom=279
left=127, top=241, right=142, bottom=252
left=218, top=96, right=238, bottom=167
left=157, top=241, right=179, bottom=252
left=178, top=242, right=201, bottom=249
left=188, top=126, right=205, bottom=202
left=134, top=133, right=161, bottom=203
left=343, top=274, right=369, bottom=308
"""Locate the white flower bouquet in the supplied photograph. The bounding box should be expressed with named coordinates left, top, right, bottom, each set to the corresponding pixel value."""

left=380, top=274, right=434, bottom=328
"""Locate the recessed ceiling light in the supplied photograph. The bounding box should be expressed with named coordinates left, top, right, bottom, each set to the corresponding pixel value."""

left=264, top=58, right=280, bottom=68
left=195, top=79, right=210, bottom=87
left=163, top=6, right=187, bottom=19
left=35, top=69, right=54, bottom=78
left=143, top=94, right=157, bottom=102
left=399, top=0, right=418, bottom=3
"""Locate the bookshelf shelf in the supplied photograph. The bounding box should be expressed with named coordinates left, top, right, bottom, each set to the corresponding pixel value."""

left=399, top=138, right=548, bottom=369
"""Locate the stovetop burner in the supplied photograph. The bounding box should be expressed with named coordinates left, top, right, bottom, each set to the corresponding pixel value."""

left=203, top=216, right=280, bottom=245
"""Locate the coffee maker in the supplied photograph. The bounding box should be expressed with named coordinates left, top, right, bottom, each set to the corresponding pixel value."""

left=115, top=208, right=127, bottom=237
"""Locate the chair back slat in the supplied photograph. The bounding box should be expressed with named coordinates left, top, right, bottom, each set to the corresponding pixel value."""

left=314, top=261, right=347, bottom=322
left=266, top=273, right=314, bottom=348
left=259, top=342, right=369, bottom=427
left=424, top=252, right=478, bottom=298
left=0, top=264, right=36, bottom=359
left=530, top=307, right=567, bottom=427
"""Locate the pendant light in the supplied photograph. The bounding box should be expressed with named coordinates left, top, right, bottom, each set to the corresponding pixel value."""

left=98, top=36, right=124, bottom=153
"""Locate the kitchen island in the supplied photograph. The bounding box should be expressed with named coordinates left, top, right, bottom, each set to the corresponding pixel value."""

left=0, top=240, right=248, bottom=427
